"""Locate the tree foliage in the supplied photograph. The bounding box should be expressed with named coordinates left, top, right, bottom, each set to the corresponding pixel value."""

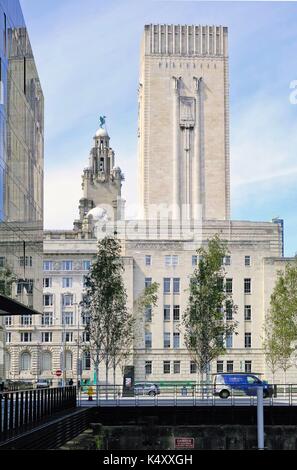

left=135, top=281, right=159, bottom=316
left=262, top=315, right=281, bottom=381
left=183, top=235, right=238, bottom=379
left=0, top=265, right=17, bottom=297
left=265, top=260, right=297, bottom=381
left=81, top=236, right=134, bottom=386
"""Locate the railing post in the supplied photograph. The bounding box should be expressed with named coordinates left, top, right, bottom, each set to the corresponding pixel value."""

left=15, top=391, right=19, bottom=430
left=24, top=391, right=28, bottom=426
left=33, top=390, right=37, bottom=422
left=257, top=387, right=264, bottom=450
left=0, top=392, right=2, bottom=435
left=3, top=394, right=8, bottom=437
left=29, top=390, right=33, bottom=424
left=20, top=391, right=24, bottom=427
left=9, top=392, right=14, bottom=435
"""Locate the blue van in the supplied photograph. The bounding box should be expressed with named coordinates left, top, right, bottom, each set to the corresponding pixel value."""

left=213, top=373, right=273, bottom=399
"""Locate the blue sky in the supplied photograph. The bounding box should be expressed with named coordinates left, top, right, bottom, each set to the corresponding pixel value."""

left=20, top=0, right=297, bottom=256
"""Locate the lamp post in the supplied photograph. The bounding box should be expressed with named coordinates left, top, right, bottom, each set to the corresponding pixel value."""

left=35, top=341, right=41, bottom=382
left=74, top=302, right=81, bottom=387
left=62, top=311, right=66, bottom=387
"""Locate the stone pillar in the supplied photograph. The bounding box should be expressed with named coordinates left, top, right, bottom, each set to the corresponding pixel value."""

left=192, top=77, right=201, bottom=220
left=172, top=77, right=180, bottom=220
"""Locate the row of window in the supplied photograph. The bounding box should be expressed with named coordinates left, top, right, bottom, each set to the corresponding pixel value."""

left=145, top=277, right=181, bottom=294
left=145, top=305, right=181, bottom=322
left=43, top=260, right=91, bottom=271
left=1, top=255, right=253, bottom=271
left=144, top=255, right=252, bottom=267
left=43, top=277, right=88, bottom=289
left=43, top=294, right=75, bottom=306
left=216, top=360, right=252, bottom=374
left=145, top=332, right=181, bottom=349
left=6, top=331, right=90, bottom=343
left=0, top=256, right=35, bottom=268
left=5, top=304, right=252, bottom=329
left=5, top=312, right=85, bottom=327
left=10, top=351, right=91, bottom=372
left=225, top=332, right=252, bottom=349
left=143, top=332, right=252, bottom=350
left=144, top=360, right=253, bottom=375
left=144, top=304, right=252, bottom=323
left=145, top=277, right=252, bottom=294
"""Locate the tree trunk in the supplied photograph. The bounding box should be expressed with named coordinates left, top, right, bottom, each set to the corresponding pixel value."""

left=105, top=355, right=109, bottom=399
left=95, top=361, right=99, bottom=404
left=113, top=362, right=116, bottom=398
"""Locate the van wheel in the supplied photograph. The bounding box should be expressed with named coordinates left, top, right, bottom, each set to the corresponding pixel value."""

left=219, top=390, right=230, bottom=399
left=263, top=390, right=269, bottom=399
left=148, top=391, right=156, bottom=396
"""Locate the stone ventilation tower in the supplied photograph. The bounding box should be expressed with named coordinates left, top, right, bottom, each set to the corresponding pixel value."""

left=73, top=118, right=125, bottom=235
left=138, top=24, right=230, bottom=221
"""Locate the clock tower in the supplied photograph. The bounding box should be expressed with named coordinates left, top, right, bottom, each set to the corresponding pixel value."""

left=73, top=119, right=124, bottom=233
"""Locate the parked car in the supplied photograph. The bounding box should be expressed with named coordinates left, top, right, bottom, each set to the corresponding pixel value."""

left=133, top=382, right=160, bottom=396
left=3, top=380, right=33, bottom=391
left=35, top=379, right=50, bottom=389
left=213, top=373, right=273, bottom=399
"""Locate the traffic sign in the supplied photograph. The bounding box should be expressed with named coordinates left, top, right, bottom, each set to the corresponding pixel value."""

left=56, top=369, right=62, bottom=377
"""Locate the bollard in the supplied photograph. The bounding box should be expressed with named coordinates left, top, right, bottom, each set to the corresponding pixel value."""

left=257, top=387, right=264, bottom=450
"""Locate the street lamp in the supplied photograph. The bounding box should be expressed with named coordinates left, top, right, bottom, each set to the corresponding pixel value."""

left=35, top=341, right=41, bottom=382
left=62, top=311, right=66, bottom=387
left=73, top=302, right=81, bottom=387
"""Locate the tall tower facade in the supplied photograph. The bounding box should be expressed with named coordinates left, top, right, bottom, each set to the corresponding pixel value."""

left=73, top=123, right=124, bottom=233
left=138, top=24, right=230, bottom=220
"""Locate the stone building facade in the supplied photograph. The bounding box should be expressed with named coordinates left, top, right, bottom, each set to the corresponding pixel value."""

left=5, top=24, right=296, bottom=385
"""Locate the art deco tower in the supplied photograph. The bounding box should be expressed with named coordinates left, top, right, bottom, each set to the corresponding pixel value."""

left=138, top=24, right=230, bottom=221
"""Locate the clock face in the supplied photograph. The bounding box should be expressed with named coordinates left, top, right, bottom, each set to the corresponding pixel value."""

left=87, top=206, right=108, bottom=222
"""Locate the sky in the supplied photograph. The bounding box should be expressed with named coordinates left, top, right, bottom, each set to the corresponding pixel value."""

left=20, top=0, right=297, bottom=256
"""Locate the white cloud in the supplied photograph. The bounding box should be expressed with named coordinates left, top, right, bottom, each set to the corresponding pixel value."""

left=44, top=162, right=82, bottom=229
left=231, top=89, right=297, bottom=193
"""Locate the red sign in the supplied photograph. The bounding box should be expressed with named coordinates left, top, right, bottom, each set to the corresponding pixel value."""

left=56, top=369, right=62, bottom=377
left=174, top=438, right=195, bottom=449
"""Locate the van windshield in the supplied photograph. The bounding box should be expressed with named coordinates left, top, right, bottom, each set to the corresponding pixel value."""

left=247, top=376, right=260, bottom=384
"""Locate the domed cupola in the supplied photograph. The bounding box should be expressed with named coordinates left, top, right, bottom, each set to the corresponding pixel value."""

left=94, top=116, right=110, bottom=149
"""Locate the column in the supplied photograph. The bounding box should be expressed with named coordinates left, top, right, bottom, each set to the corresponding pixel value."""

left=192, top=77, right=200, bottom=220
left=172, top=77, right=180, bottom=220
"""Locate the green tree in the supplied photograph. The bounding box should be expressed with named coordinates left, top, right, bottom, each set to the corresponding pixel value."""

left=0, top=265, right=17, bottom=296
left=262, top=314, right=281, bottom=382
left=135, top=281, right=159, bottom=319
left=268, top=261, right=297, bottom=383
left=81, top=236, right=133, bottom=397
left=183, top=235, right=238, bottom=384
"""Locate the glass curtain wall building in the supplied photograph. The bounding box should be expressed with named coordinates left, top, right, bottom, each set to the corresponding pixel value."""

left=0, top=0, right=44, bottom=381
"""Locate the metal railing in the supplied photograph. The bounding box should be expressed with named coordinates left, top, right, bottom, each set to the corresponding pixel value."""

left=77, top=383, right=297, bottom=407
left=0, top=386, right=77, bottom=442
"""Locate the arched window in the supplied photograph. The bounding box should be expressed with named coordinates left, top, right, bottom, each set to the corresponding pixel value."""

left=60, top=351, right=73, bottom=371
left=20, top=352, right=31, bottom=371
left=82, top=352, right=91, bottom=370
left=65, top=351, right=72, bottom=370
left=41, top=352, right=52, bottom=371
